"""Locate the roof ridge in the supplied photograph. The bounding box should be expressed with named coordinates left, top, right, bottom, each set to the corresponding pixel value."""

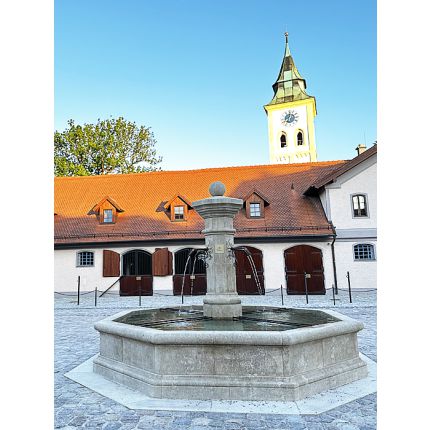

left=54, top=160, right=347, bottom=181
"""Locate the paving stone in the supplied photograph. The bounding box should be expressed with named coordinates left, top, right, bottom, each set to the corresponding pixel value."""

left=69, top=415, right=88, bottom=426
left=173, top=417, right=193, bottom=426
left=102, top=422, right=122, bottom=430
left=192, top=417, right=212, bottom=425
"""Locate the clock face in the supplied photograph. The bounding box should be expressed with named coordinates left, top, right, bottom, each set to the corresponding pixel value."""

left=281, top=110, right=299, bottom=126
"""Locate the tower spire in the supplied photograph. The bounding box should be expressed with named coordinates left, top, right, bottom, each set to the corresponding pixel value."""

left=264, top=32, right=318, bottom=165
left=284, top=31, right=291, bottom=57
left=267, top=32, right=312, bottom=105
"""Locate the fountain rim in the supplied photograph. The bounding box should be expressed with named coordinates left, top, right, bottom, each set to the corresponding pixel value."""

left=94, top=306, right=363, bottom=346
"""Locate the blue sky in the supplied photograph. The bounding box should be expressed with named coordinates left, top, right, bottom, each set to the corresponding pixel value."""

left=55, top=0, right=376, bottom=170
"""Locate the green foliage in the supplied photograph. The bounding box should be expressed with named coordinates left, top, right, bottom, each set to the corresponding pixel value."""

left=54, top=117, right=162, bottom=176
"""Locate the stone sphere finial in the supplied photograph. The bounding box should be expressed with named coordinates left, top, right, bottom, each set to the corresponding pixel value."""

left=209, top=181, right=226, bottom=196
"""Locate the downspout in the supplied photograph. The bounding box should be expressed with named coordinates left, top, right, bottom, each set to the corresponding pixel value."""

left=330, top=222, right=338, bottom=294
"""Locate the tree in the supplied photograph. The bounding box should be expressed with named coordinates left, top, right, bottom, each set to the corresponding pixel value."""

left=54, top=117, right=162, bottom=176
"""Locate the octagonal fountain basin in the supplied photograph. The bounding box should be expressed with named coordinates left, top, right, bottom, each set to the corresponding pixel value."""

left=93, top=306, right=368, bottom=402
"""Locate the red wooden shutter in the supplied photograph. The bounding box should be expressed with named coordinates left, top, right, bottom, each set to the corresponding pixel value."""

left=103, top=250, right=120, bottom=277
left=152, top=248, right=173, bottom=276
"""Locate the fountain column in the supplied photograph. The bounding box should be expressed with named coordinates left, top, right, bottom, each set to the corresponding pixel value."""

left=192, top=182, right=243, bottom=319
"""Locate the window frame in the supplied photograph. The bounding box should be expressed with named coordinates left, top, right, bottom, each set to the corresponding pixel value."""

left=173, top=205, right=185, bottom=221
left=353, top=243, right=376, bottom=261
left=102, top=208, right=114, bottom=224
left=351, top=193, right=369, bottom=218
left=76, top=251, right=95, bottom=267
left=249, top=202, right=262, bottom=218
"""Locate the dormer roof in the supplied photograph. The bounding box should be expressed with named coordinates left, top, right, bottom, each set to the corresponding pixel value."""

left=243, top=189, right=270, bottom=206
left=163, top=194, right=193, bottom=210
left=88, top=196, right=125, bottom=215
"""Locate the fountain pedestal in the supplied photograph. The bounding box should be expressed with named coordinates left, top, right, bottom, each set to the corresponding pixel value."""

left=192, top=182, right=243, bottom=319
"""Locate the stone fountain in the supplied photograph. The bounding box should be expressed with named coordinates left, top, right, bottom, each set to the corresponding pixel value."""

left=192, top=181, right=243, bottom=319
left=93, top=182, right=367, bottom=401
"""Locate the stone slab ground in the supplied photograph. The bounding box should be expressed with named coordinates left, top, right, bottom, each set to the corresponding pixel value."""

left=55, top=289, right=376, bottom=429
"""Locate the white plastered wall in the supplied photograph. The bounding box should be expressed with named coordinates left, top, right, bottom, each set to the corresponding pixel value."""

left=334, top=240, right=377, bottom=290
left=324, top=156, right=376, bottom=230
left=54, top=241, right=335, bottom=294
left=321, top=152, right=377, bottom=290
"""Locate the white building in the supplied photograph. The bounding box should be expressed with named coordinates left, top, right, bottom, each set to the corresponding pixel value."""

left=305, top=144, right=377, bottom=291
left=54, top=34, right=376, bottom=296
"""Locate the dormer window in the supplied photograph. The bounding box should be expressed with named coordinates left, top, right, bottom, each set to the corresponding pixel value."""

left=174, top=205, right=185, bottom=220
left=88, top=196, right=124, bottom=225
left=103, top=209, right=113, bottom=223
left=164, top=194, right=192, bottom=222
left=243, top=189, right=270, bottom=219
left=249, top=203, right=261, bottom=217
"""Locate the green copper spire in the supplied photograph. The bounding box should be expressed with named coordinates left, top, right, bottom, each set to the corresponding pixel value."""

left=267, top=32, right=312, bottom=105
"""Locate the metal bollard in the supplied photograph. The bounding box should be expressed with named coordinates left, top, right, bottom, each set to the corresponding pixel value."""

left=139, top=284, right=142, bottom=307
left=347, top=271, right=352, bottom=303
left=304, top=272, right=309, bottom=304
left=77, top=276, right=80, bottom=306
left=280, top=284, right=284, bottom=306
left=94, top=287, right=97, bottom=307
left=332, top=284, right=336, bottom=306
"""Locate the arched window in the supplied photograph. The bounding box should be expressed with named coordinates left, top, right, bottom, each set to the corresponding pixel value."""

left=122, top=250, right=152, bottom=275
left=353, top=244, right=375, bottom=261
left=280, top=134, right=287, bottom=148
left=174, top=248, right=207, bottom=275
left=297, top=131, right=304, bottom=146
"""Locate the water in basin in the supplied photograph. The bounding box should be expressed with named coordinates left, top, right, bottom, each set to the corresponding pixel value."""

left=114, top=307, right=339, bottom=331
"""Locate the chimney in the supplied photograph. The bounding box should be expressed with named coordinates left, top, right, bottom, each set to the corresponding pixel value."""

left=355, top=144, right=367, bottom=156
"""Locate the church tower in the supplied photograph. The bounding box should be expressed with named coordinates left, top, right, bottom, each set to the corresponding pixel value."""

left=264, top=33, right=317, bottom=164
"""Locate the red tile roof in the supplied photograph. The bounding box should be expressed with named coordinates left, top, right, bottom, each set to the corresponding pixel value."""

left=54, top=161, right=346, bottom=245
left=305, top=145, right=377, bottom=194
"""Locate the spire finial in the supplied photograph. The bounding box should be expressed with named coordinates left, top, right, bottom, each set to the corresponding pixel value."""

left=284, top=31, right=289, bottom=41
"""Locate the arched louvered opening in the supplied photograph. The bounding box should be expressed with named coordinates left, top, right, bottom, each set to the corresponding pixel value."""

left=280, top=133, right=287, bottom=148
left=234, top=246, right=265, bottom=295
left=173, top=248, right=207, bottom=295
left=120, top=250, right=153, bottom=296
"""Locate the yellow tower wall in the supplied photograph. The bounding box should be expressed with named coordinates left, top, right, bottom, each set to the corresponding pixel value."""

left=265, top=98, right=317, bottom=164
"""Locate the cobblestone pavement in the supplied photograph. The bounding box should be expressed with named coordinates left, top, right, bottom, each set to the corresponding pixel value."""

left=55, top=289, right=376, bottom=429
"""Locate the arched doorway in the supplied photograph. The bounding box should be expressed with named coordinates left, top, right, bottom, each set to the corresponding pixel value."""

left=173, top=248, right=207, bottom=295
left=120, top=250, right=153, bottom=296
left=284, top=245, right=325, bottom=295
left=234, top=246, right=265, bottom=295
